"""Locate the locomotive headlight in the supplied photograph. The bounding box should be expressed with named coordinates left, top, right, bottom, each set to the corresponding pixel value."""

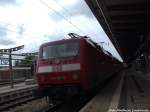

left=72, top=74, right=79, bottom=80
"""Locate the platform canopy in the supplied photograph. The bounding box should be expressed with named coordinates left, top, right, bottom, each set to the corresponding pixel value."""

left=85, top=0, right=150, bottom=62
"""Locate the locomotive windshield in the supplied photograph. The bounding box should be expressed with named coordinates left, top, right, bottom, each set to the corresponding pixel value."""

left=42, top=42, right=79, bottom=59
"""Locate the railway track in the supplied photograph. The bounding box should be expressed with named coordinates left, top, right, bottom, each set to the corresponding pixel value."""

left=40, top=96, right=90, bottom=112
left=0, top=80, right=24, bottom=87
left=42, top=103, right=62, bottom=112
left=41, top=75, right=120, bottom=112
left=0, top=74, right=119, bottom=112
left=0, top=86, right=38, bottom=112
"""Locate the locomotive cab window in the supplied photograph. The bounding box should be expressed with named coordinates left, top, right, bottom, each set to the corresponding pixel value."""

left=42, top=42, right=79, bottom=59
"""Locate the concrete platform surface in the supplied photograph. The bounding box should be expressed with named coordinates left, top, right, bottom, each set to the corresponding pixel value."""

left=80, top=72, right=124, bottom=112
left=80, top=69, right=150, bottom=112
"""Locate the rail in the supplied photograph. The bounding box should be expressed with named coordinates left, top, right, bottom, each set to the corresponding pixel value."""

left=0, top=85, right=38, bottom=111
left=0, top=79, right=25, bottom=87
left=42, top=102, right=62, bottom=112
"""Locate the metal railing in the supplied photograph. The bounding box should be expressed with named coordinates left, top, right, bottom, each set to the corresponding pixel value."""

left=0, top=46, right=37, bottom=88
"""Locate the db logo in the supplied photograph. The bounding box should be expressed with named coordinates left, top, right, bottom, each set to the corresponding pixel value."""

left=53, top=65, right=61, bottom=72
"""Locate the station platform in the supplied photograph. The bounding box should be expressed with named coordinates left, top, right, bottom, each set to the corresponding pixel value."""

left=80, top=69, right=150, bottom=112
left=0, top=82, right=37, bottom=95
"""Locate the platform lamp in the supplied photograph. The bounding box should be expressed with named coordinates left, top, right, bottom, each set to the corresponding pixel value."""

left=0, top=45, right=24, bottom=88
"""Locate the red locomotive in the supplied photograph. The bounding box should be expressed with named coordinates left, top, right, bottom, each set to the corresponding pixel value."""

left=36, top=33, right=122, bottom=98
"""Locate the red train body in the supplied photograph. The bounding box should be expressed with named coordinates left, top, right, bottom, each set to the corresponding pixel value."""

left=36, top=36, right=122, bottom=97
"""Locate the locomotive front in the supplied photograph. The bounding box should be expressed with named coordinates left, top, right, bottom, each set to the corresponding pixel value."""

left=36, top=39, right=83, bottom=96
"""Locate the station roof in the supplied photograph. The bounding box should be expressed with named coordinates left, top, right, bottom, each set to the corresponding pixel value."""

left=85, top=0, right=150, bottom=62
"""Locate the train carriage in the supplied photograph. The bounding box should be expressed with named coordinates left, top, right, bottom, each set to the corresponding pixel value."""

left=36, top=33, right=122, bottom=97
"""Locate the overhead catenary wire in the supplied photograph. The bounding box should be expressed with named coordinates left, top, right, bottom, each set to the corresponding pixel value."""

left=0, top=26, right=48, bottom=54
left=38, top=0, right=87, bottom=35
left=0, top=26, right=48, bottom=42
left=0, top=21, right=48, bottom=41
left=0, top=21, right=43, bottom=37
left=0, top=21, right=112, bottom=55
left=0, top=1, right=101, bottom=39
left=53, top=0, right=116, bottom=40
left=95, top=0, right=123, bottom=61
left=0, top=21, right=61, bottom=49
left=0, top=0, right=116, bottom=54
left=53, top=0, right=94, bottom=37
left=55, top=0, right=120, bottom=48
left=53, top=0, right=85, bottom=27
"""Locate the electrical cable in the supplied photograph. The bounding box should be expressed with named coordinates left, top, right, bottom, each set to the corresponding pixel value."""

left=38, top=0, right=86, bottom=35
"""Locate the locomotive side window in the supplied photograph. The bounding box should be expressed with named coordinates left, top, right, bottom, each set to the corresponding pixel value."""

left=42, top=42, right=79, bottom=59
